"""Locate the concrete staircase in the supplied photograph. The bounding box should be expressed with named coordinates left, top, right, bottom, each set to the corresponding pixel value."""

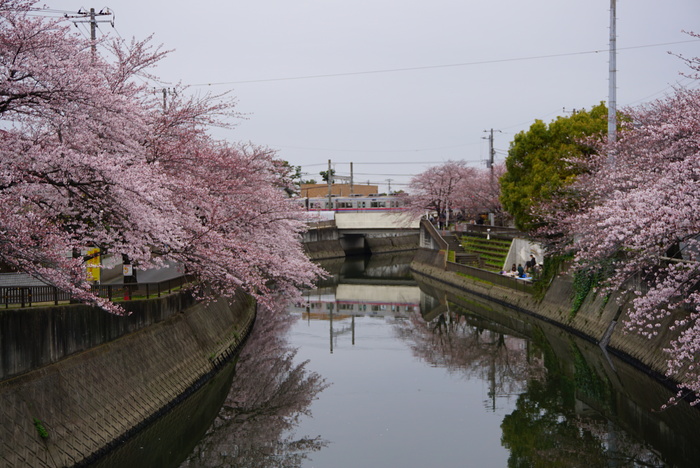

left=459, top=235, right=512, bottom=272
left=445, top=233, right=483, bottom=268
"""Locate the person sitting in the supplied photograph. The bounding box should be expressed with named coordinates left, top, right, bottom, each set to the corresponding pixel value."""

left=517, top=263, right=524, bottom=277
left=508, top=263, right=517, bottom=276
left=525, top=255, right=536, bottom=272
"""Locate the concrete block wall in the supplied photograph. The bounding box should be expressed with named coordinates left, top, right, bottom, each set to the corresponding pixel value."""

left=302, top=226, right=346, bottom=260
left=365, top=233, right=419, bottom=254
left=302, top=227, right=419, bottom=259
left=0, top=290, right=255, bottom=468
left=0, top=293, right=196, bottom=380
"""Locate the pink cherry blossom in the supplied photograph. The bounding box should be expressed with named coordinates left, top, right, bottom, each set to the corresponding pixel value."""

left=539, top=42, right=700, bottom=401
left=0, top=0, right=322, bottom=313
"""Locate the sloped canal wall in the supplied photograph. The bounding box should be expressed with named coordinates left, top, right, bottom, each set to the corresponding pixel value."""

left=411, top=249, right=693, bottom=392
left=0, top=290, right=256, bottom=467
left=413, top=270, right=700, bottom=467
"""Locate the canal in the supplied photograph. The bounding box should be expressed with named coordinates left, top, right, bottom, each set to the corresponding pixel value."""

left=89, top=253, right=700, bottom=467
left=175, top=253, right=700, bottom=467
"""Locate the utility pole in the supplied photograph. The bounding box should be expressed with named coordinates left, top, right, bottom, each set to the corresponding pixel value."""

left=487, top=129, right=495, bottom=170
left=386, top=179, right=393, bottom=194
left=608, top=0, right=617, bottom=153
left=327, top=159, right=332, bottom=211
left=350, top=162, right=354, bottom=195
left=483, top=128, right=501, bottom=183
left=155, top=88, right=175, bottom=112
left=483, top=128, right=501, bottom=227
left=66, top=8, right=114, bottom=58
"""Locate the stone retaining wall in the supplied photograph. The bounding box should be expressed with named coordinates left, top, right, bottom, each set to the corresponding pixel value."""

left=0, top=290, right=256, bottom=468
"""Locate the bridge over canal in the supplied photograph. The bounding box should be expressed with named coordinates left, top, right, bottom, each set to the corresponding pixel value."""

left=331, top=211, right=420, bottom=255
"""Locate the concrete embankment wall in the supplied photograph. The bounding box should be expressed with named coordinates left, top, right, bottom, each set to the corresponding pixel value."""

left=302, top=222, right=419, bottom=259
left=0, top=293, right=197, bottom=380
left=303, top=225, right=345, bottom=260
left=0, top=290, right=256, bottom=468
left=411, top=249, right=689, bottom=388
left=365, top=233, right=419, bottom=254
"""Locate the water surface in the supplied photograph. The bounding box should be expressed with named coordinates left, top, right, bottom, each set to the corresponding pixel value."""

left=281, top=254, right=700, bottom=468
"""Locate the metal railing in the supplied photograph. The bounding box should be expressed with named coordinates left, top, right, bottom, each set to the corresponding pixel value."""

left=1, top=275, right=192, bottom=309
left=452, top=223, right=525, bottom=239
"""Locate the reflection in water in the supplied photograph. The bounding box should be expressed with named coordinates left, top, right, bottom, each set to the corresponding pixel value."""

left=283, top=255, right=699, bottom=467
left=412, top=280, right=681, bottom=467
left=394, top=302, right=541, bottom=412
left=180, top=302, right=329, bottom=468
left=499, top=330, right=664, bottom=467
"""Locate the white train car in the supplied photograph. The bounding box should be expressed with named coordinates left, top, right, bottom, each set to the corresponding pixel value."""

left=304, top=195, right=407, bottom=212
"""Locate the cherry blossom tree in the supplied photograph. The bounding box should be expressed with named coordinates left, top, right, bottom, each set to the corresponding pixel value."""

left=0, top=0, right=322, bottom=312
left=452, top=163, right=506, bottom=222
left=406, top=160, right=505, bottom=224
left=541, top=50, right=700, bottom=402
left=405, top=160, right=477, bottom=220
left=0, top=1, right=177, bottom=309
left=142, top=87, right=322, bottom=306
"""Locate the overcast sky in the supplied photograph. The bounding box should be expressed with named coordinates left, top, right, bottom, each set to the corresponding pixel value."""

left=50, top=0, right=700, bottom=193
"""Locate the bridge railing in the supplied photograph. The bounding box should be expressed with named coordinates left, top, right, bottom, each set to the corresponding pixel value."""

left=1, top=275, right=192, bottom=309
left=306, top=219, right=337, bottom=229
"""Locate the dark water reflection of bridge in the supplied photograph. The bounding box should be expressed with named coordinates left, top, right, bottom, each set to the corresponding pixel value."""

left=93, top=253, right=700, bottom=467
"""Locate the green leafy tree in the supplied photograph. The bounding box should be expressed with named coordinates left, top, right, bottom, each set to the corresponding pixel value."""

left=277, top=161, right=303, bottom=196
left=499, top=103, right=609, bottom=231
left=319, top=169, right=335, bottom=183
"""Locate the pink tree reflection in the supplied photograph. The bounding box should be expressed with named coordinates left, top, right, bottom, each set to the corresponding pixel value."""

left=182, top=301, right=329, bottom=467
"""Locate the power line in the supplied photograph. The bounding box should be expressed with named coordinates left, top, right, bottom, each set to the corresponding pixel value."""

left=188, top=39, right=700, bottom=87
left=351, top=172, right=421, bottom=176
left=266, top=141, right=482, bottom=153
left=302, top=162, right=423, bottom=167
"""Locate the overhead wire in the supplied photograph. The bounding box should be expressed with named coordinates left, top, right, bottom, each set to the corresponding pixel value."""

left=20, top=8, right=700, bottom=160
left=187, top=39, right=700, bottom=88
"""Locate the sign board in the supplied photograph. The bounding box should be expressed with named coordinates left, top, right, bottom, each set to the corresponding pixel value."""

left=86, top=247, right=101, bottom=282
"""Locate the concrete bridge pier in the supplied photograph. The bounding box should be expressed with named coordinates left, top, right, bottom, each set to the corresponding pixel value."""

left=340, top=234, right=369, bottom=256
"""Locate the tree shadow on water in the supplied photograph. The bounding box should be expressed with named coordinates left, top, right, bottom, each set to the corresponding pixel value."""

left=181, top=302, right=330, bottom=468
